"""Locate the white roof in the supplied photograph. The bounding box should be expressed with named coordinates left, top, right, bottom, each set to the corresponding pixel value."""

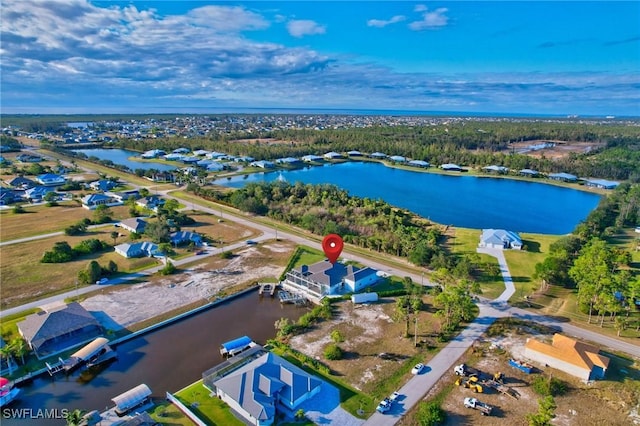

left=112, top=384, right=151, bottom=411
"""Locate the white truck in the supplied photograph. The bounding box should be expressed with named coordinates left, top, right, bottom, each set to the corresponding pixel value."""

left=463, top=397, right=493, bottom=416
left=376, top=398, right=392, bottom=413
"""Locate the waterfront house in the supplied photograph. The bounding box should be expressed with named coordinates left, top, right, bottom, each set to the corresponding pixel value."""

left=141, top=149, right=165, bottom=159
left=81, top=193, right=123, bottom=210
left=192, top=149, right=211, bottom=157
left=369, top=152, right=387, bottom=159
left=519, top=169, right=539, bottom=177
left=114, top=241, right=161, bottom=258
left=479, top=229, right=523, bottom=250
left=0, top=187, right=17, bottom=205
left=17, top=302, right=103, bottom=359
left=549, top=172, right=578, bottom=182
left=347, top=150, right=362, bottom=157
left=250, top=160, right=275, bottom=169
left=212, top=352, right=322, bottom=426
left=283, top=260, right=380, bottom=300
left=581, top=178, right=619, bottom=190
left=118, top=217, right=147, bottom=234
left=206, top=161, right=225, bottom=172
left=440, top=163, right=463, bottom=171
left=482, top=165, right=509, bottom=174
left=180, top=156, right=200, bottom=164
left=523, top=334, right=610, bottom=381
left=36, top=173, right=66, bottom=187
left=324, top=151, right=343, bottom=160
left=408, top=160, right=430, bottom=168
left=163, top=153, right=185, bottom=161
left=172, top=147, right=190, bottom=154
left=170, top=230, right=202, bottom=246
left=389, top=155, right=407, bottom=163
left=301, top=154, right=323, bottom=162
left=275, top=157, right=301, bottom=166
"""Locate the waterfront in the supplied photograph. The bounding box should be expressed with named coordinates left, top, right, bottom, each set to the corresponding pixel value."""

left=71, top=148, right=176, bottom=172
left=216, top=162, right=602, bottom=235
left=1, top=291, right=305, bottom=425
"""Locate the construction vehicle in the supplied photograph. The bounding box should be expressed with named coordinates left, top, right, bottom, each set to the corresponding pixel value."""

left=493, top=372, right=504, bottom=383
left=463, top=397, right=493, bottom=416
left=454, top=363, right=480, bottom=377
left=455, top=375, right=483, bottom=393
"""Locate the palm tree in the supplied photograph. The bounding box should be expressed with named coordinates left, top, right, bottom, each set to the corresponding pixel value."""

left=64, top=409, right=86, bottom=426
left=0, top=344, right=15, bottom=374
left=110, top=231, right=119, bottom=246
left=10, top=338, right=28, bottom=365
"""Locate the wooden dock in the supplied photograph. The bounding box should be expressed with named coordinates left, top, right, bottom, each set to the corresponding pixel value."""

left=278, top=290, right=306, bottom=305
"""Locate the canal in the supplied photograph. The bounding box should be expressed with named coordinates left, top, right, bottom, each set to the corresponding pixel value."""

left=2, top=290, right=305, bottom=425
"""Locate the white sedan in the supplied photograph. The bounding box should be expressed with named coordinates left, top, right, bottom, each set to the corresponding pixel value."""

left=411, top=363, right=425, bottom=375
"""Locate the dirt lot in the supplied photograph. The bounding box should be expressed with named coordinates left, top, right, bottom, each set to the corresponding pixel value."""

left=289, top=295, right=442, bottom=397
left=79, top=240, right=295, bottom=330
left=509, top=140, right=605, bottom=159
left=400, top=320, right=640, bottom=426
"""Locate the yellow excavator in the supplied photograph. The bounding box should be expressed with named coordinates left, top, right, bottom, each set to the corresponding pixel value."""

left=455, top=375, right=483, bottom=393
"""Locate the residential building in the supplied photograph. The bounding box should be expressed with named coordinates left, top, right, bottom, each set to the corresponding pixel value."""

left=283, top=260, right=380, bottom=300
left=408, top=160, right=430, bottom=168
left=275, top=157, right=301, bottom=165
left=118, top=217, right=147, bottom=234
left=323, top=151, right=343, bottom=160
left=170, top=230, right=202, bottom=246
left=89, top=179, right=118, bottom=191
left=250, top=160, right=276, bottom=169
left=519, top=169, right=539, bottom=177
left=479, top=229, right=522, bottom=250
left=482, top=165, right=509, bottom=174
left=581, top=178, right=620, bottom=190
left=141, top=149, right=165, bottom=159
left=211, top=352, right=322, bottom=426
left=36, top=173, right=66, bottom=187
left=114, top=241, right=161, bottom=258
left=81, top=193, right=123, bottom=210
left=23, top=186, right=56, bottom=201
left=7, top=176, right=35, bottom=189
left=389, top=155, right=407, bottom=163
left=16, top=153, right=42, bottom=162
left=347, top=150, right=362, bottom=157
left=206, top=162, right=224, bottom=172
left=301, top=154, right=323, bottom=162
left=0, top=187, right=16, bottom=205
left=549, top=172, right=578, bottom=182
left=17, top=302, right=103, bottom=359
left=369, top=152, right=387, bottom=159
left=136, top=195, right=165, bottom=212
left=440, top=163, right=463, bottom=171
left=523, top=334, right=610, bottom=381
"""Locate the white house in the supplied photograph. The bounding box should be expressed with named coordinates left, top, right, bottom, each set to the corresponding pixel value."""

left=440, top=163, right=462, bottom=171
left=36, top=173, right=66, bottom=187
left=141, top=149, right=165, bottom=159
left=118, top=217, right=147, bottom=234
left=523, top=334, right=610, bottom=381
left=283, top=260, right=380, bottom=300
left=479, top=229, right=522, bottom=250
left=389, top=155, right=406, bottom=163
left=212, top=352, right=322, bottom=426
left=323, top=151, right=343, bottom=160
left=81, top=193, right=123, bottom=210
left=301, top=154, right=323, bottom=162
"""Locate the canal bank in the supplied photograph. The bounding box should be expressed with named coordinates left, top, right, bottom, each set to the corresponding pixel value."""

left=1, top=289, right=307, bottom=426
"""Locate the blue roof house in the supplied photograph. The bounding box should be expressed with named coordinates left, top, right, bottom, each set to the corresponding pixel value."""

left=170, top=231, right=202, bottom=246
left=114, top=241, right=161, bottom=258
left=479, top=229, right=523, bottom=250
left=549, top=172, right=578, bottom=182
left=36, top=173, right=66, bottom=187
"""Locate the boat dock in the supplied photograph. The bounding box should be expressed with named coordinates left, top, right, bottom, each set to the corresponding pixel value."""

left=220, top=335, right=256, bottom=358
left=278, top=290, right=306, bottom=305
left=46, top=337, right=117, bottom=375
left=258, top=283, right=277, bottom=297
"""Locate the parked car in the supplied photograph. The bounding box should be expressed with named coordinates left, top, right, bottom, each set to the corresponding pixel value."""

left=376, top=398, right=392, bottom=413
left=96, top=278, right=108, bottom=285
left=411, top=363, right=425, bottom=375
left=246, top=240, right=257, bottom=245
left=389, top=391, right=401, bottom=402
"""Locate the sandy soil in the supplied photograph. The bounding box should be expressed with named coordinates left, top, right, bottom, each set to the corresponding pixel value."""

left=509, top=140, right=605, bottom=159
left=81, top=242, right=291, bottom=330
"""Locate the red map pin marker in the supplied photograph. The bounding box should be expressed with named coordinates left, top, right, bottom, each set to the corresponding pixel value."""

left=322, top=234, right=344, bottom=264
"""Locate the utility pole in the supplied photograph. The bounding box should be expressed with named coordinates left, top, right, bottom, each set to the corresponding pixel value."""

left=414, top=317, right=418, bottom=347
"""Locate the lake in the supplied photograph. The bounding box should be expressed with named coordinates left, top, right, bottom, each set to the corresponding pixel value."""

left=72, top=148, right=176, bottom=172
left=216, top=162, right=601, bottom=234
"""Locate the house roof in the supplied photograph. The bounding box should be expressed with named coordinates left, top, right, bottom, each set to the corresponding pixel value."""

left=170, top=230, right=201, bottom=243
left=483, top=165, right=509, bottom=172
left=408, top=160, right=430, bottom=166
left=294, top=261, right=348, bottom=287
left=119, top=217, right=147, bottom=233
left=345, top=265, right=378, bottom=282
left=115, top=241, right=159, bottom=256
left=525, top=334, right=610, bottom=372
left=549, top=172, right=578, bottom=180
left=18, top=303, right=101, bottom=350
left=519, top=169, right=539, bottom=175
left=480, top=229, right=522, bottom=246
left=389, top=155, right=406, bottom=162
left=214, top=352, right=322, bottom=421
left=8, top=176, right=35, bottom=187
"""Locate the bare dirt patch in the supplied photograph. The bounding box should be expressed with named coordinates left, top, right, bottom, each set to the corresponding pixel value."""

left=80, top=241, right=296, bottom=330
left=509, top=140, right=605, bottom=160
left=403, top=320, right=640, bottom=426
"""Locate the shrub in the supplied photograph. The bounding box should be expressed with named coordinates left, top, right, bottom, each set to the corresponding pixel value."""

left=324, top=344, right=343, bottom=360
left=532, top=376, right=567, bottom=397
left=330, top=329, right=344, bottom=343
left=73, top=238, right=107, bottom=255
left=159, top=261, right=177, bottom=275
left=12, top=205, right=25, bottom=214
left=416, top=401, right=446, bottom=426
left=220, top=250, right=233, bottom=259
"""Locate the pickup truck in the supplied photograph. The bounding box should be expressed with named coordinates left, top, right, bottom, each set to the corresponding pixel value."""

left=463, top=397, right=493, bottom=416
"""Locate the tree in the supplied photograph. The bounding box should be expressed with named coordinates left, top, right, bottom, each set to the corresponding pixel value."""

left=323, top=343, right=343, bottom=360
left=159, top=260, right=177, bottom=275
left=294, top=409, right=306, bottom=421
left=416, top=401, right=446, bottom=426
left=526, top=396, right=556, bottom=426
left=330, top=329, right=344, bottom=343
left=43, top=191, right=58, bottom=206
left=144, top=219, right=171, bottom=243
left=10, top=337, right=29, bottom=365
left=93, top=204, right=112, bottom=224
left=110, top=231, right=119, bottom=246
left=274, top=317, right=294, bottom=338
left=139, top=187, right=150, bottom=198
left=87, top=260, right=102, bottom=283
left=0, top=344, right=15, bottom=374
left=107, top=260, right=118, bottom=274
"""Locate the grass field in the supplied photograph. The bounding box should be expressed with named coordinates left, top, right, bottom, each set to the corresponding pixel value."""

left=174, top=380, right=244, bottom=426
left=0, top=203, right=131, bottom=241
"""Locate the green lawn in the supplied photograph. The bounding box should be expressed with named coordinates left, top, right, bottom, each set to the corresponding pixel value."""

left=293, top=246, right=326, bottom=268
left=174, top=380, right=244, bottom=426
left=147, top=402, right=193, bottom=426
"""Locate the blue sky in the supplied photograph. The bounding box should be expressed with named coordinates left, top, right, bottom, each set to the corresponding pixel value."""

left=1, top=1, right=639, bottom=116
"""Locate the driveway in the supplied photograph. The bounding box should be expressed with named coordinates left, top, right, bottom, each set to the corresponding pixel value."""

left=298, top=381, right=364, bottom=426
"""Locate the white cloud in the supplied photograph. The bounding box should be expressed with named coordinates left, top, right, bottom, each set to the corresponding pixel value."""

left=367, top=15, right=406, bottom=28
left=409, top=7, right=449, bottom=31
left=414, top=4, right=428, bottom=13
left=286, top=20, right=326, bottom=38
